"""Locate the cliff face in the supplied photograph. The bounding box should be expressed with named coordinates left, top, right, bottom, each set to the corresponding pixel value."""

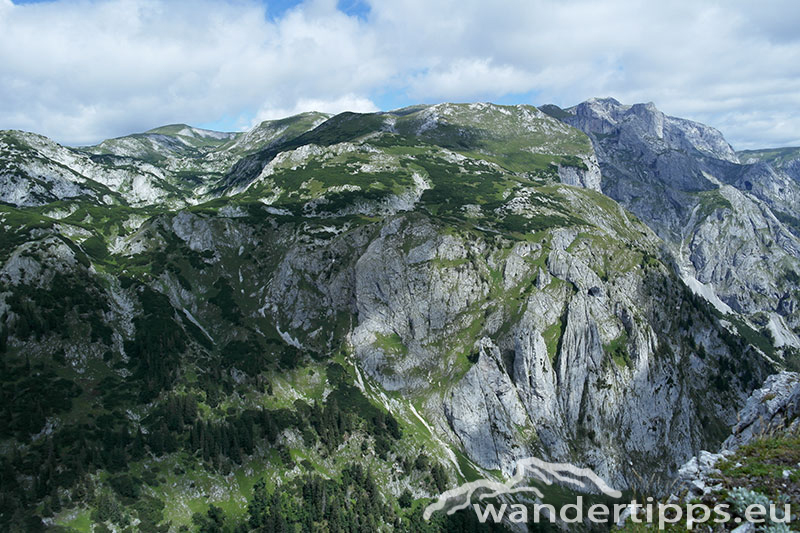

left=264, top=204, right=769, bottom=488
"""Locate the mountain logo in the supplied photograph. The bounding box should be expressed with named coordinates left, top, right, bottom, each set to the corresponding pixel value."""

left=423, top=456, right=622, bottom=523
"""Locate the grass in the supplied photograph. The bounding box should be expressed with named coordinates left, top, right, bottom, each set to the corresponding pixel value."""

left=393, top=103, right=593, bottom=174
left=145, top=455, right=263, bottom=528
left=695, top=189, right=733, bottom=219
left=542, top=320, right=565, bottom=362
left=604, top=331, right=632, bottom=369
left=59, top=508, right=92, bottom=532
left=220, top=102, right=598, bottom=215
left=51, top=358, right=451, bottom=531
left=617, top=429, right=800, bottom=531
left=717, top=432, right=800, bottom=494
left=374, top=332, right=408, bottom=355
left=452, top=449, right=484, bottom=483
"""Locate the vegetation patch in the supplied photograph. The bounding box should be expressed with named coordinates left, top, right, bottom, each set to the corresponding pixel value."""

left=543, top=319, right=565, bottom=362
left=604, top=331, right=632, bottom=369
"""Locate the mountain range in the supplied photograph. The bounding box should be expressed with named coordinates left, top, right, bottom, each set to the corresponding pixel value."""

left=1, top=99, right=798, bottom=532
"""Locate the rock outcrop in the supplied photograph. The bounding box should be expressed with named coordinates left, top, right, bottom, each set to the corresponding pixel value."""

left=676, top=371, right=800, bottom=500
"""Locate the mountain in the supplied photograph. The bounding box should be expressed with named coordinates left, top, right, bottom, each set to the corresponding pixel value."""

left=0, top=113, right=329, bottom=210
left=737, top=146, right=800, bottom=231
left=218, top=103, right=601, bottom=195
left=739, top=146, right=800, bottom=182
left=542, top=98, right=800, bottom=351
left=0, top=102, right=796, bottom=532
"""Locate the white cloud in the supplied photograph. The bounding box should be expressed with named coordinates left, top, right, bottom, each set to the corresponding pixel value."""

left=252, top=94, right=379, bottom=125
left=0, top=0, right=385, bottom=144
left=1, top=0, right=800, bottom=148
left=407, top=59, right=537, bottom=101
left=368, top=0, right=800, bottom=149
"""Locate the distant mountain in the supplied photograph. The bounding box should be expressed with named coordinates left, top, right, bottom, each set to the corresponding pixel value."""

left=0, top=102, right=795, bottom=531
left=0, top=113, right=329, bottom=209
left=218, top=103, right=601, bottom=194
left=739, top=146, right=800, bottom=180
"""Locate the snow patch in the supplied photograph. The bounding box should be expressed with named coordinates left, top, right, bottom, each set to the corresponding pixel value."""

left=276, top=322, right=303, bottom=349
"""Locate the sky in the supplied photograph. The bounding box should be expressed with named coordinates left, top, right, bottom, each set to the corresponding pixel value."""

left=1, top=0, right=799, bottom=149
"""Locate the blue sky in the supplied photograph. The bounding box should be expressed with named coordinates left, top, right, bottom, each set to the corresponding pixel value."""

left=2, top=0, right=800, bottom=149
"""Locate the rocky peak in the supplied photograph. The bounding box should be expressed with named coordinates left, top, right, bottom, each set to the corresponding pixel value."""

left=565, top=98, right=738, bottom=163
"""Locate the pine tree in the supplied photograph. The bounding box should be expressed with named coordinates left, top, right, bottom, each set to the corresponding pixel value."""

left=248, top=479, right=268, bottom=529
left=398, top=489, right=413, bottom=508
left=131, top=428, right=146, bottom=460
left=0, top=322, right=8, bottom=354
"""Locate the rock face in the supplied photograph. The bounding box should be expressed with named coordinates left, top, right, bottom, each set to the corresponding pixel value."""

left=444, top=338, right=530, bottom=470
left=723, top=371, right=800, bottom=450
left=677, top=449, right=730, bottom=500
left=264, top=198, right=771, bottom=488
left=557, top=151, right=602, bottom=191
left=569, top=98, right=739, bottom=164
left=545, top=98, right=800, bottom=341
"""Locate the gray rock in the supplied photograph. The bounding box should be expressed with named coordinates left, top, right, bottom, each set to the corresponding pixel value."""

left=731, top=522, right=756, bottom=533
left=723, top=371, right=800, bottom=450
left=444, top=338, right=530, bottom=474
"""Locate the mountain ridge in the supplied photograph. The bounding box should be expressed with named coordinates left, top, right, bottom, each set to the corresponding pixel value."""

left=1, top=99, right=798, bottom=531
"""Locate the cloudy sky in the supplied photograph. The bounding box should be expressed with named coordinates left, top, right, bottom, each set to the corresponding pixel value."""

left=1, top=0, right=799, bottom=149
